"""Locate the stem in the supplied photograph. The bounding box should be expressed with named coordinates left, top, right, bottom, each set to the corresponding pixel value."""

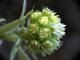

left=10, top=38, right=21, bottom=60
left=20, top=0, right=27, bottom=18
left=18, top=46, right=30, bottom=60
left=0, top=10, right=32, bottom=34
left=20, top=0, right=27, bottom=31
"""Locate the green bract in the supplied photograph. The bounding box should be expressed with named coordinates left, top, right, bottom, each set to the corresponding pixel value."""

left=22, top=8, right=66, bottom=56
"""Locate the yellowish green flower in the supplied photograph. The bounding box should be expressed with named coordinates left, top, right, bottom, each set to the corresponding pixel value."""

left=28, top=24, right=39, bottom=33
left=30, top=11, right=42, bottom=23
left=22, top=8, right=66, bottom=56
left=42, top=40, right=53, bottom=48
left=39, top=28, right=50, bottom=38
left=39, top=16, right=49, bottom=25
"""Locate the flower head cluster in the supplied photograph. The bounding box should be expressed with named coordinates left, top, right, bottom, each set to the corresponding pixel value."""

left=22, top=8, right=66, bottom=56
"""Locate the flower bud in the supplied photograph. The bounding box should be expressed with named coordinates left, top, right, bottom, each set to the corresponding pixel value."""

left=30, top=11, right=42, bottom=23
left=42, top=8, right=55, bottom=17
left=39, top=28, right=50, bottom=38
left=39, top=16, right=49, bottom=25
left=50, top=15, right=60, bottom=22
left=43, top=40, right=53, bottom=48
left=28, top=24, right=39, bottom=33
left=30, top=40, right=41, bottom=48
left=22, top=30, right=31, bottom=40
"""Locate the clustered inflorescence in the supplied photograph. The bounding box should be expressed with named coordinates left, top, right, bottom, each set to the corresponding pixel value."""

left=0, top=0, right=66, bottom=59
left=21, top=8, right=66, bottom=56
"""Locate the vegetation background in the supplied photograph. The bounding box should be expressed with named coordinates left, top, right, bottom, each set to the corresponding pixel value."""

left=0, top=0, right=80, bottom=60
